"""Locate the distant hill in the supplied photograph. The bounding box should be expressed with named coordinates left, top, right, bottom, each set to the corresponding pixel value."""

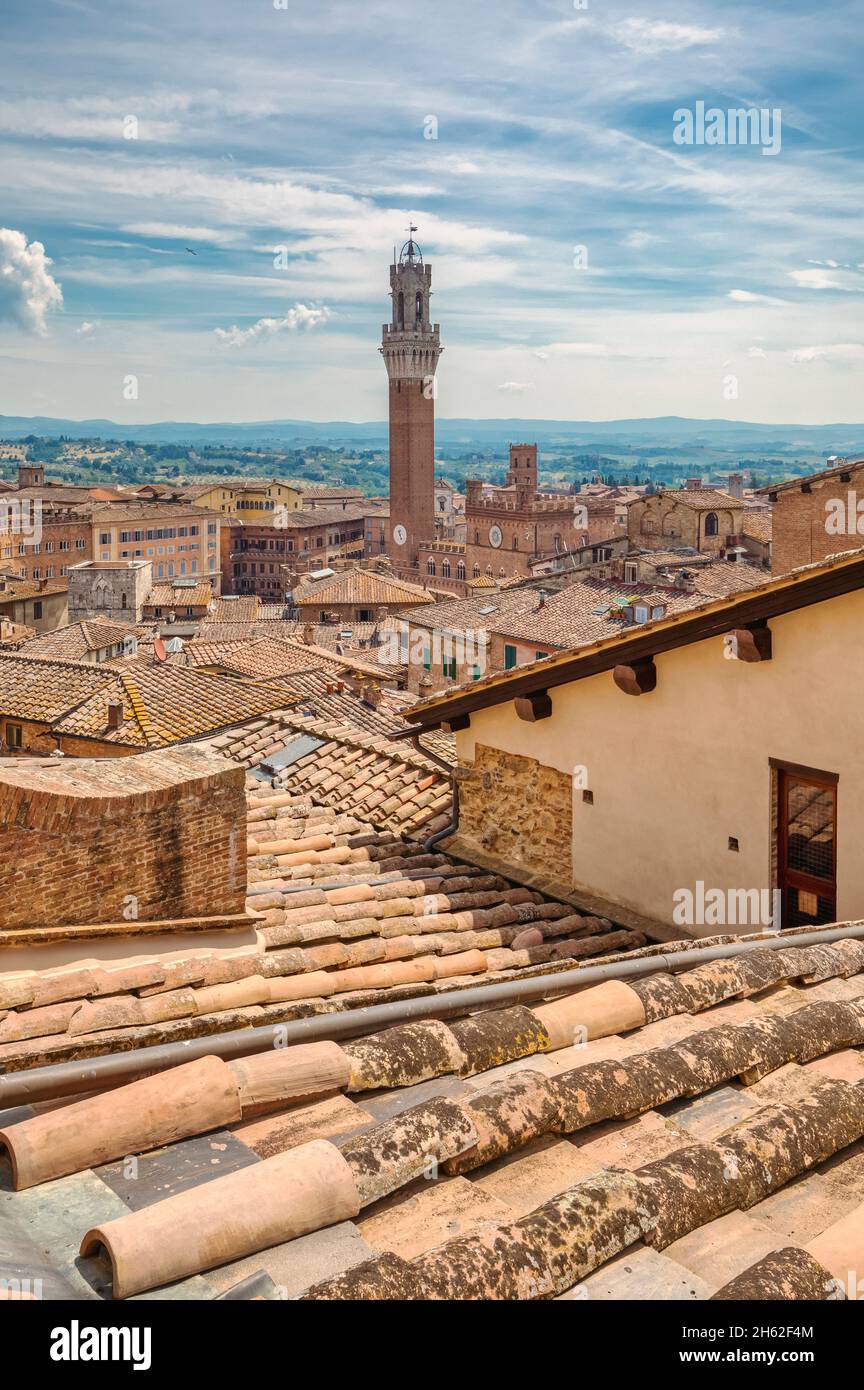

left=2, top=414, right=863, bottom=453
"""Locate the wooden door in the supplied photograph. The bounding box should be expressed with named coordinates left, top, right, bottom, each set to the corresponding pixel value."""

left=776, top=767, right=837, bottom=929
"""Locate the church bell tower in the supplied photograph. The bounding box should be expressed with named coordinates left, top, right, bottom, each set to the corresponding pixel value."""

left=380, top=228, right=442, bottom=574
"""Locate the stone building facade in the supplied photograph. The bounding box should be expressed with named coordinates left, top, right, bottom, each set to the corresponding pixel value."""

left=626, top=487, right=746, bottom=556
left=68, top=559, right=153, bottom=624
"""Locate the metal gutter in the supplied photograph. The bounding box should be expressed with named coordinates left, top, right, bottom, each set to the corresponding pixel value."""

left=3, top=921, right=863, bottom=1108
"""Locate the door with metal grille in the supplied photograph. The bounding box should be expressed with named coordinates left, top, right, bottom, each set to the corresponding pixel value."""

left=776, top=768, right=837, bottom=929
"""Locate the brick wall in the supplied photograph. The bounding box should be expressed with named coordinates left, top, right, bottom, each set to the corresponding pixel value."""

left=0, top=746, right=247, bottom=929
left=456, top=742, right=572, bottom=879
left=770, top=472, right=864, bottom=575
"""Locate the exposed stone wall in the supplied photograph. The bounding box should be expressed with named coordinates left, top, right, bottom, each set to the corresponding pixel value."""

left=456, top=743, right=572, bottom=880
left=0, top=746, right=247, bottom=930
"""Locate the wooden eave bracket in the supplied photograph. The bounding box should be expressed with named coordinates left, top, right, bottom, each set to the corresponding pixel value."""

left=514, top=689, right=552, bottom=722
left=727, top=620, right=773, bottom=662
left=613, top=657, right=657, bottom=696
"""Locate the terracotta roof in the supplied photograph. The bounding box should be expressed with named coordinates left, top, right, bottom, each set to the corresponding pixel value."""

left=294, top=570, right=434, bottom=609
left=640, top=488, right=744, bottom=511
left=194, top=621, right=261, bottom=642
left=0, top=653, right=109, bottom=721
left=407, top=546, right=864, bottom=729
left=144, top=582, right=214, bottom=609
left=184, top=636, right=339, bottom=679
left=231, top=504, right=371, bottom=529
left=87, top=502, right=218, bottom=522
left=742, top=512, right=773, bottom=543
left=0, top=779, right=643, bottom=1076
left=399, top=574, right=760, bottom=653
left=198, top=678, right=456, bottom=766
left=0, top=577, right=68, bottom=601
left=51, top=665, right=293, bottom=749
left=4, top=922, right=864, bottom=1300
left=206, top=711, right=455, bottom=828
left=488, top=578, right=720, bottom=649
left=209, top=598, right=260, bottom=622
left=17, top=618, right=136, bottom=661
left=0, top=651, right=292, bottom=748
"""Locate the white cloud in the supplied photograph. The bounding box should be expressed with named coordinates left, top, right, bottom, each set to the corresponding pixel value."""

left=542, top=342, right=616, bottom=358
left=120, top=223, right=230, bottom=244
left=789, top=268, right=843, bottom=290
left=0, top=228, right=63, bottom=333
left=76, top=320, right=98, bottom=337
left=214, top=303, right=331, bottom=347
left=609, top=19, right=725, bottom=54
left=623, top=230, right=656, bottom=249
left=728, top=289, right=788, bottom=305
left=497, top=381, right=533, bottom=393
left=790, top=343, right=864, bottom=363
left=748, top=346, right=767, bottom=358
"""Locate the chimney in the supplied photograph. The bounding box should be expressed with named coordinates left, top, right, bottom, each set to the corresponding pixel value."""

left=302, top=623, right=315, bottom=645
left=107, top=701, right=124, bottom=729
left=537, top=588, right=547, bottom=608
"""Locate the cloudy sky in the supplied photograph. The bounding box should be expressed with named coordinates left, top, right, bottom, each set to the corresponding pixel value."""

left=1, top=0, right=861, bottom=424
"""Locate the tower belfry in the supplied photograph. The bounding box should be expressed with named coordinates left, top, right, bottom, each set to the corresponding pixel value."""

left=380, top=230, right=442, bottom=574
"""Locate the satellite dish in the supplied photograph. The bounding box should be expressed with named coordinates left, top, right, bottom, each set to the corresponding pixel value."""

left=154, top=636, right=167, bottom=663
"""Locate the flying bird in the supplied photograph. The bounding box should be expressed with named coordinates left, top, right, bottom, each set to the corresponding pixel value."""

left=185, top=247, right=197, bottom=255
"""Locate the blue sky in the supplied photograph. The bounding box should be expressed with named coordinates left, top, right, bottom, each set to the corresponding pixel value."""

left=0, top=0, right=861, bottom=424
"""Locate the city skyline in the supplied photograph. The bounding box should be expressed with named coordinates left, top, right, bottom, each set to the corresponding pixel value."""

left=1, top=0, right=862, bottom=425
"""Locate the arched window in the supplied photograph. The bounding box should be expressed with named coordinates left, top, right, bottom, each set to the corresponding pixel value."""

left=442, top=558, right=451, bottom=578
left=474, top=530, right=480, bottom=545
left=415, top=291, right=423, bottom=325
left=457, top=560, right=466, bottom=581
left=704, top=512, right=719, bottom=537
left=473, top=563, right=480, bottom=578
left=485, top=564, right=492, bottom=577
left=427, top=558, right=436, bottom=576
left=397, top=292, right=405, bottom=329
left=512, top=536, right=518, bottom=550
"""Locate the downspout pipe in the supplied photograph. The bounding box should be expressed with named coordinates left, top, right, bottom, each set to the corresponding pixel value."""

left=3, top=920, right=863, bottom=1109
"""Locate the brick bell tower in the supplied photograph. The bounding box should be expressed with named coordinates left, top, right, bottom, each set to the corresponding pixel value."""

left=381, top=228, right=442, bottom=574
